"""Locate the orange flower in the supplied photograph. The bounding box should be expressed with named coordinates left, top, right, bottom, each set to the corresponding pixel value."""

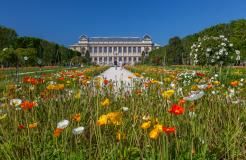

left=53, top=128, right=64, bottom=137
left=72, top=113, right=81, bottom=122
left=20, top=101, right=37, bottom=110
left=162, top=127, right=176, bottom=134
left=230, top=81, right=239, bottom=87
left=29, top=122, right=38, bottom=129
left=178, top=99, right=186, bottom=106
left=168, top=104, right=185, bottom=115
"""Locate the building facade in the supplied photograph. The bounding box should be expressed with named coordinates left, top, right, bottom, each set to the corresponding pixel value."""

left=70, top=35, right=154, bottom=65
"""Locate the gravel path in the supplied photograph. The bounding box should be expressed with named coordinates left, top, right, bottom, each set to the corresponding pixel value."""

left=98, top=67, right=137, bottom=90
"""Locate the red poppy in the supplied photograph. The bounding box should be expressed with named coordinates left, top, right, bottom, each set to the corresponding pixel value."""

left=168, top=104, right=185, bottom=115
left=18, top=124, right=25, bottom=129
left=20, top=101, right=37, bottom=110
left=196, top=72, right=205, bottom=77
left=162, top=127, right=176, bottom=134
left=104, top=79, right=109, bottom=85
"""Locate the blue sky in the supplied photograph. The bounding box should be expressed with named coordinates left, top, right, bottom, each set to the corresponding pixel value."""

left=1, top=0, right=246, bottom=46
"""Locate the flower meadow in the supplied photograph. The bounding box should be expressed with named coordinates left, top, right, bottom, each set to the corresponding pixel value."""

left=0, top=65, right=246, bottom=159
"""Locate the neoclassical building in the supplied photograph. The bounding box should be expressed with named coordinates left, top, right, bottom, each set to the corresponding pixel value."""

left=70, top=35, right=155, bottom=65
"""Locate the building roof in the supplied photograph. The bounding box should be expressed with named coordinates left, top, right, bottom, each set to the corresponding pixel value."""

left=88, top=37, right=144, bottom=42
left=78, top=34, right=152, bottom=43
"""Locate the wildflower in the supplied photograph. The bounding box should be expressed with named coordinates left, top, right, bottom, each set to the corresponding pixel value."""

left=103, top=79, right=109, bottom=85
left=10, top=98, right=22, bottom=107
left=196, top=72, right=205, bottom=77
left=141, top=121, right=151, bottom=129
left=57, top=120, right=69, bottom=129
left=149, top=125, right=163, bottom=140
left=178, top=99, right=186, bottom=106
left=107, top=112, right=122, bottom=125
left=162, top=90, right=175, bottom=99
left=230, top=81, right=239, bottom=87
left=184, top=91, right=205, bottom=101
left=116, top=131, right=126, bottom=141
left=101, top=98, right=110, bottom=107
left=20, top=101, right=37, bottom=110
left=18, top=124, right=25, bottom=129
left=72, top=113, right=81, bottom=122
left=122, top=107, right=129, bottom=112
left=53, top=128, right=64, bottom=137
left=74, top=91, right=81, bottom=99
left=97, top=112, right=122, bottom=126
left=97, top=115, right=108, bottom=126
left=197, top=84, right=208, bottom=90
left=213, top=81, right=220, bottom=85
left=29, top=122, right=38, bottom=129
left=72, top=126, right=85, bottom=135
left=162, top=127, right=176, bottom=134
left=168, top=104, right=185, bottom=115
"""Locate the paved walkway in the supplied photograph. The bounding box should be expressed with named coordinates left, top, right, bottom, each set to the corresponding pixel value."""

left=98, top=67, right=137, bottom=90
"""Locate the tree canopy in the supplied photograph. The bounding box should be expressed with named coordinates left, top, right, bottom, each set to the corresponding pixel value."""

left=146, top=19, right=246, bottom=65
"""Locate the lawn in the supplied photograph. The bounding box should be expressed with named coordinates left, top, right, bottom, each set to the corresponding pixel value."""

left=0, top=65, right=245, bottom=159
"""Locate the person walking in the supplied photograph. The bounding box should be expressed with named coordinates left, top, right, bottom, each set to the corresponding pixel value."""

left=114, top=60, right=117, bottom=70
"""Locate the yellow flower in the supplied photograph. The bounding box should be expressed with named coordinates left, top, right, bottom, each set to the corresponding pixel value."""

left=29, top=122, right=38, bottom=129
left=141, top=121, right=151, bottom=129
left=74, top=91, right=81, bottom=99
left=191, top=85, right=198, bottom=91
left=116, top=131, right=126, bottom=141
left=213, top=81, right=220, bottom=85
left=101, top=98, right=110, bottom=107
left=96, top=115, right=108, bottom=126
left=107, top=112, right=122, bottom=125
left=162, top=89, right=175, bottom=99
left=153, top=124, right=163, bottom=132
left=149, top=128, right=160, bottom=139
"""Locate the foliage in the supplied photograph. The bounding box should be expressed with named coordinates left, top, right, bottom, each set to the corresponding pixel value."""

left=190, top=35, right=240, bottom=66
left=0, top=26, right=83, bottom=67
left=147, top=19, right=246, bottom=65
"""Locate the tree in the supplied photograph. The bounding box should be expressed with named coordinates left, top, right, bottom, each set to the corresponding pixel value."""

left=166, top=37, right=184, bottom=65
left=85, top=50, right=91, bottom=64
left=0, top=26, right=17, bottom=50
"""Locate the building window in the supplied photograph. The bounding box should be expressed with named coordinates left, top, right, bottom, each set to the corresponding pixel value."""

left=138, top=57, right=141, bottom=61
left=94, top=47, right=97, bottom=53
left=128, top=47, right=132, bottom=53
left=133, top=47, right=136, bottom=53
left=89, top=47, right=92, bottom=53
left=99, top=57, right=102, bottom=62
left=109, top=47, right=112, bottom=53
left=129, top=57, right=132, bottom=61
left=138, top=47, right=141, bottom=53
left=109, top=57, right=112, bottom=61
left=94, top=57, right=97, bottom=61
left=104, top=57, right=107, bottom=62
left=133, top=57, right=136, bottom=61
left=99, top=47, right=102, bottom=53
left=119, top=57, right=122, bottom=61
left=124, top=57, right=127, bottom=62
left=104, top=47, right=107, bottom=53
left=114, top=47, right=117, bottom=52
left=123, top=47, right=127, bottom=53
left=118, top=47, right=122, bottom=53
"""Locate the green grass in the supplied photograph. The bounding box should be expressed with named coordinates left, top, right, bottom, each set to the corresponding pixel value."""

left=0, top=65, right=245, bottom=159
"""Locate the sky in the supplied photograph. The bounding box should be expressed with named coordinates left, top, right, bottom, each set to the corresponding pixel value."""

left=1, top=0, right=246, bottom=46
